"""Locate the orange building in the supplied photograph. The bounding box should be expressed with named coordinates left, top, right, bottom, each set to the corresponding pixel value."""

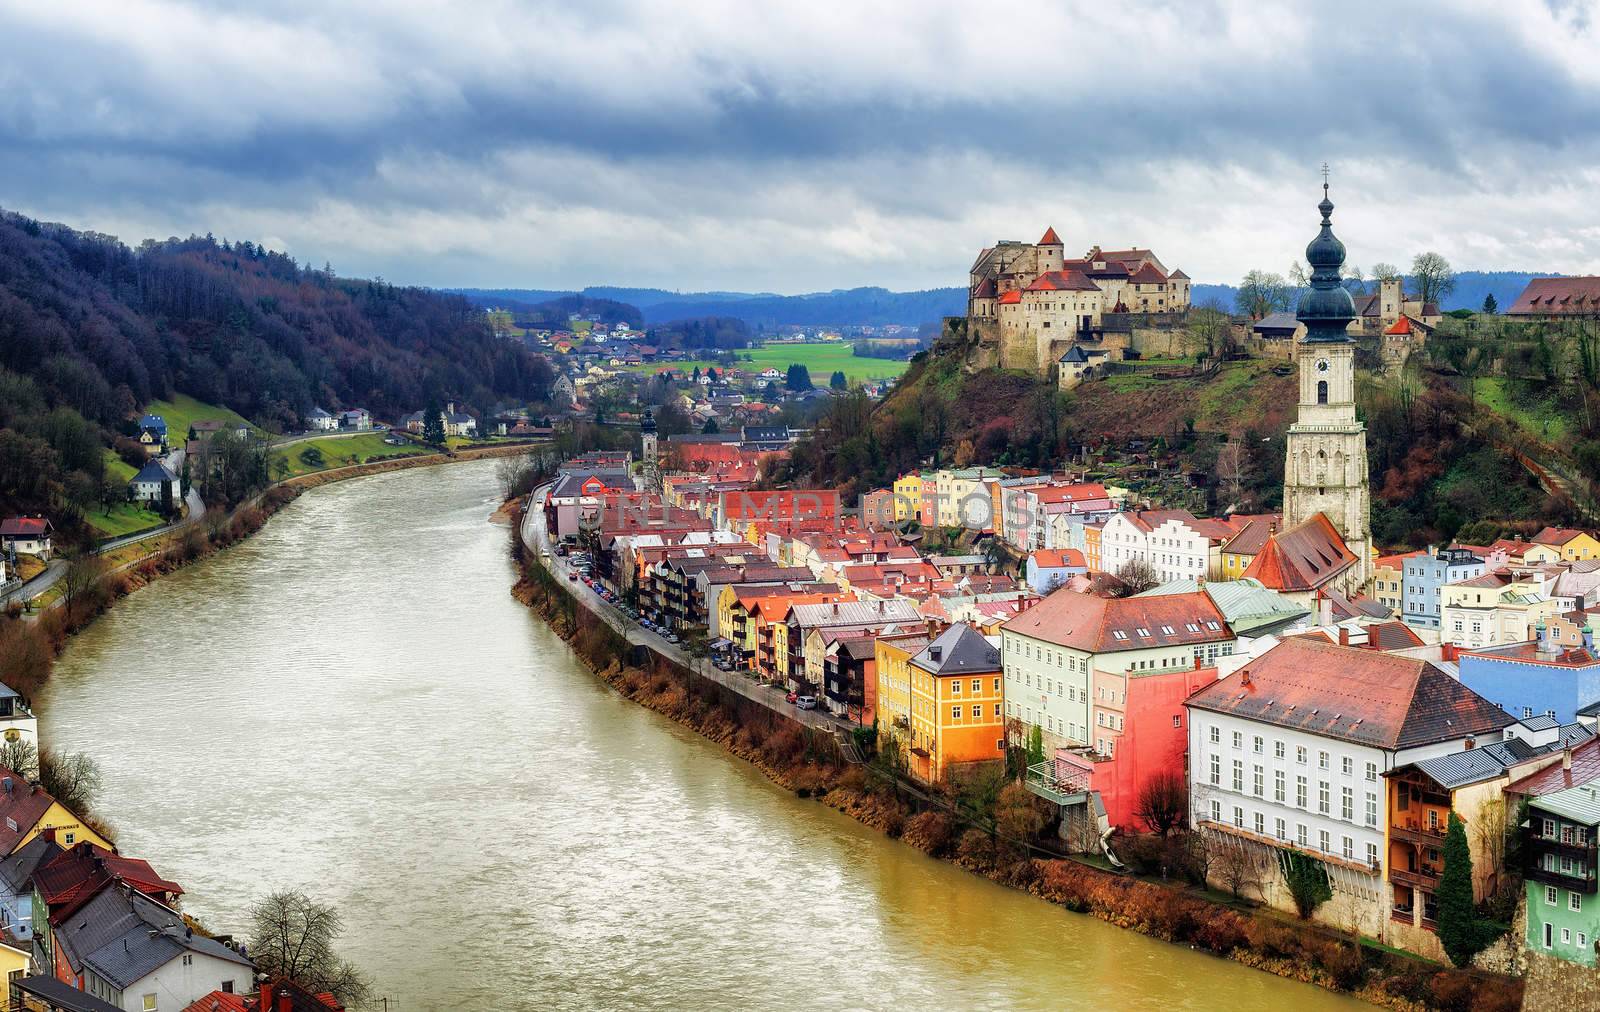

left=900, top=624, right=1006, bottom=783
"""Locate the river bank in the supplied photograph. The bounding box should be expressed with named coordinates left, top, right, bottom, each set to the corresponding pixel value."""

left=507, top=502, right=1522, bottom=1012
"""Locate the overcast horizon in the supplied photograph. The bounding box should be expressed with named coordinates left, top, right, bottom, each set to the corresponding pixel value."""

left=5, top=0, right=1600, bottom=294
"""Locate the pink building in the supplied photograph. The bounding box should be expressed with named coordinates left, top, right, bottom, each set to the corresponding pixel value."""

left=1047, top=662, right=1218, bottom=833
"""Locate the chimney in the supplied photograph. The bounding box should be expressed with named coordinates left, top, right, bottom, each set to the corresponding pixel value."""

left=1318, top=592, right=1332, bottom=628
left=1338, top=626, right=1349, bottom=647
left=1565, top=749, right=1574, bottom=772
left=1240, top=669, right=1251, bottom=686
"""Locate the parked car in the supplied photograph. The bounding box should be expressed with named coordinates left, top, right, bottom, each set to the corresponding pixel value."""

left=567, top=571, right=577, bottom=581
left=796, top=695, right=817, bottom=710
left=785, top=691, right=798, bottom=704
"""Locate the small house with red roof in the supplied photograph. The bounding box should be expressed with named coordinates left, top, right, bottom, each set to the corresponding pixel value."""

left=1240, top=512, right=1360, bottom=606
left=1, top=517, right=54, bottom=560
left=1025, top=548, right=1087, bottom=594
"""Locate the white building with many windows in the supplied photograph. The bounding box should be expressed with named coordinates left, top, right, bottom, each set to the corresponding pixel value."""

left=1100, top=510, right=1245, bottom=584
left=1184, top=637, right=1514, bottom=938
left=1001, top=588, right=1234, bottom=753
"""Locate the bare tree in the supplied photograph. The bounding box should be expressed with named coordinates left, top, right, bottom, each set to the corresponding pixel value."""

left=0, top=738, right=38, bottom=779
left=58, top=555, right=106, bottom=620
left=1370, top=262, right=1402, bottom=283
left=1135, top=770, right=1188, bottom=836
left=1472, top=796, right=1509, bottom=894
left=248, top=891, right=372, bottom=1006
left=1213, top=838, right=1267, bottom=900
left=38, top=747, right=102, bottom=814
left=1288, top=260, right=1309, bottom=288
left=1114, top=558, right=1160, bottom=595
left=1411, top=252, right=1456, bottom=306
left=1187, top=307, right=1233, bottom=361
left=1234, top=270, right=1294, bottom=321
left=1217, top=440, right=1253, bottom=507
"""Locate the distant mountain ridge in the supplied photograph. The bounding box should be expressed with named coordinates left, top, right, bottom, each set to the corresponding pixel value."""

left=454, top=271, right=1558, bottom=329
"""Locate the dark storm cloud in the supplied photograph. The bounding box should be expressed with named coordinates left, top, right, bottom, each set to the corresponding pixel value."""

left=2, top=0, right=1599, bottom=290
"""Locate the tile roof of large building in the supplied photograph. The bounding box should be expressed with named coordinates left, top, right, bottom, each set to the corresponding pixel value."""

left=1002, top=588, right=1230, bottom=652
left=1023, top=270, right=1101, bottom=293
left=1507, top=277, right=1600, bottom=316
left=1185, top=638, right=1513, bottom=750
left=1240, top=513, right=1355, bottom=592
left=56, top=889, right=251, bottom=991
left=1506, top=736, right=1600, bottom=797
left=1038, top=226, right=1062, bottom=246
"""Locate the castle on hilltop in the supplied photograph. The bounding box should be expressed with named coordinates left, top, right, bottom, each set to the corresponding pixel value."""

left=965, top=228, right=1190, bottom=373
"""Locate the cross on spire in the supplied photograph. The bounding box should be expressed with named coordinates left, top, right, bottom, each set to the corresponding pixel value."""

left=1321, top=161, right=1330, bottom=194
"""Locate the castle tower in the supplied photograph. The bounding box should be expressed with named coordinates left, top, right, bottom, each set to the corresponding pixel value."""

left=1282, top=177, right=1372, bottom=591
left=640, top=407, right=660, bottom=492
left=1037, top=226, right=1064, bottom=274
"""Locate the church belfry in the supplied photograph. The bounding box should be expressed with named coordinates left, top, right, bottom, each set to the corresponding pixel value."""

left=1282, top=173, right=1372, bottom=591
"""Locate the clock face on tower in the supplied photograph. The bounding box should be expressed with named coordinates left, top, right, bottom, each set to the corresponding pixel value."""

left=1316, top=358, right=1329, bottom=373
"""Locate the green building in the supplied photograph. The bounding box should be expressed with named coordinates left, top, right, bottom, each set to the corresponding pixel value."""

left=1525, top=781, right=1600, bottom=964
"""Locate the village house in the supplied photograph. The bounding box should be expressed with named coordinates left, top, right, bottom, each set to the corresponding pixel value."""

left=1184, top=638, right=1513, bottom=939
left=1457, top=621, right=1600, bottom=724
left=1, top=517, right=54, bottom=560
left=1402, top=548, right=1487, bottom=628
left=339, top=408, right=371, bottom=430
left=128, top=460, right=180, bottom=505
left=1024, top=549, right=1087, bottom=594
left=1440, top=568, right=1567, bottom=649
left=303, top=407, right=336, bottom=431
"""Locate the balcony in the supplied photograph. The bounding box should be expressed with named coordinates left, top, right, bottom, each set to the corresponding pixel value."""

left=1391, top=823, right=1447, bottom=847
left=1390, top=866, right=1440, bottom=890
left=1024, top=761, right=1092, bottom=807
left=1527, top=865, right=1599, bottom=894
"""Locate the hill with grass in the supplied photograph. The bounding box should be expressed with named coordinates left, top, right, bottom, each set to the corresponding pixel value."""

left=0, top=207, right=554, bottom=543
left=782, top=313, right=1590, bottom=551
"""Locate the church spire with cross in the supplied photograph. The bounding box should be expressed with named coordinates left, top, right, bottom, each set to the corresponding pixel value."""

left=1297, top=164, right=1357, bottom=344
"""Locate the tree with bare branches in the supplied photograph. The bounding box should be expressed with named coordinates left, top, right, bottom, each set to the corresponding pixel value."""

left=1135, top=770, right=1188, bottom=837
left=249, top=890, right=372, bottom=1006
left=1114, top=558, right=1160, bottom=595
left=1213, top=839, right=1267, bottom=900
left=58, top=555, right=106, bottom=620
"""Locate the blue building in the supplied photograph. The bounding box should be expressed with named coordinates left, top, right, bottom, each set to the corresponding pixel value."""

left=1458, top=623, right=1600, bottom=723
left=1403, top=547, right=1485, bottom=628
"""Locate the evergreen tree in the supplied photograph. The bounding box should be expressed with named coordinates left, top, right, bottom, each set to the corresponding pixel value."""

left=422, top=399, right=446, bottom=444
left=1438, top=812, right=1491, bottom=967
left=830, top=370, right=847, bottom=390
left=702, top=418, right=719, bottom=434
left=785, top=363, right=813, bottom=391
left=1283, top=850, right=1333, bottom=918
left=1482, top=293, right=1498, bottom=314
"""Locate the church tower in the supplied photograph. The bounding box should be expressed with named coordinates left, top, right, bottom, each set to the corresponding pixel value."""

left=640, top=407, right=660, bottom=492
left=1282, top=176, right=1372, bottom=591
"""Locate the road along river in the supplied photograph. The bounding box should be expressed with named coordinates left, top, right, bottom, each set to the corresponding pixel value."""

left=38, top=460, right=1364, bottom=1010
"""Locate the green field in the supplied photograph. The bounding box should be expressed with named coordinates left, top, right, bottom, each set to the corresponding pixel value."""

left=627, top=342, right=910, bottom=383
left=1477, top=376, right=1572, bottom=446
left=271, top=433, right=431, bottom=478
left=143, top=394, right=256, bottom=442
left=82, top=501, right=167, bottom=539
left=103, top=448, right=138, bottom=483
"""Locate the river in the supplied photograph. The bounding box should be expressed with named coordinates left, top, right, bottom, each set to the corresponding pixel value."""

left=38, top=460, right=1363, bottom=1010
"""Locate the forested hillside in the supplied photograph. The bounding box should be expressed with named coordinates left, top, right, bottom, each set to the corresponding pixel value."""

left=0, top=208, right=552, bottom=532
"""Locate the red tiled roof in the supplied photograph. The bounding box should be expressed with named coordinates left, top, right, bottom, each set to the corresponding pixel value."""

left=34, top=842, right=183, bottom=925
left=971, top=278, right=997, bottom=299
left=1385, top=315, right=1414, bottom=335
left=0, top=518, right=50, bottom=538
left=1033, top=483, right=1108, bottom=505
left=1169, top=268, right=1190, bottom=280
left=1241, top=513, right=1355, bottom=592
left=1039, top=226, right=1062, bottom=246
left=1376, top=549, right=1427, bottom=570
left=1505, top=736, right=1600, bottom=797
left=997, top=290, right=1022, bottom=305
left=1002, top=589, right=1230, bottom=652
left=1220, top=516, right=1282, bottom=557
left=1507, top=277, right=1600, bottom=316
left=1122, top=509, right=1198, bottom=534
left=1128, top=263, right=1167, bottom=284
left=1031, top=549, right=1086, bottom=569
left=1186, top=638, right=1513, bottom=750
left=1532, top=526, right=1591, bottom=547
left=1024, top=270, right=1100, bottom=293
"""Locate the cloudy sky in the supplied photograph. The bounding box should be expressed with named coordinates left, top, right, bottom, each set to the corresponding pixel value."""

left=4, top=0, right=1600, bottom=293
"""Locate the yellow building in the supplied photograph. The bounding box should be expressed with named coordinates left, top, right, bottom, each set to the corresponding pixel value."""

left=1373, top=550, right=1423, bottom=613
left=1530, top=527, right=1600, bottom=562
left=905, top=625, right=1006, bottom=783
left=1084, top=523, right=1103, bottom=572
left=0, top=780, right=113, bottom=858
left=875, top=631, right=931, bottom=757
left=892, top=473, right=923, bottom=523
